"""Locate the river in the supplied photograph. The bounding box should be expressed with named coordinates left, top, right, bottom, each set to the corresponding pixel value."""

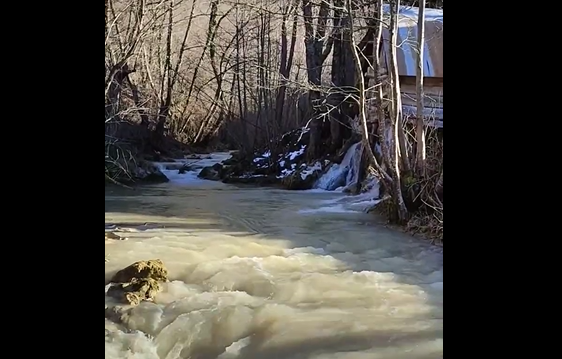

left=105, top=154, right=443, bottom=359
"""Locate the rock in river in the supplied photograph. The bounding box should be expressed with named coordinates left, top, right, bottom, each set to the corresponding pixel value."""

left=107, top=277, right=161, bottom=306
left=111, top=259, right=168, bottom=283
left=107, top=259, right=169, bottom=306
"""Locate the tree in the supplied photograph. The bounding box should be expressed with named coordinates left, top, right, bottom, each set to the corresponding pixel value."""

left=274, top=0, right=299, bottom=134
left=415, top=0, right=426, bottom=174
left=104, top=0, right=443, bottom=239
left=302, top=0, right=333, bottom=160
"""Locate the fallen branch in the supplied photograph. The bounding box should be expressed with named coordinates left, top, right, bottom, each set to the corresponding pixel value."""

left=105, top=173, right=134, bottom=189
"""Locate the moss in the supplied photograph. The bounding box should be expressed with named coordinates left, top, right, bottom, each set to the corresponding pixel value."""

left=111, top=259, right=168, bottom=283
left=403, top=174, right=417, bottom=187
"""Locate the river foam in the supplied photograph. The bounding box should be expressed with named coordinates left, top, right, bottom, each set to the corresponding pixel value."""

left=105, top=158, right=443, bottom=359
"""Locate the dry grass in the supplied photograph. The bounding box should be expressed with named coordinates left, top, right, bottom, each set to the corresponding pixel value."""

left=374, top=127, right=443, bottom=244
left=406, top=209, right=443, bottom=244
left=407, top=128, right=443, bottom=243
left=105, top=134, right=136, bottom=187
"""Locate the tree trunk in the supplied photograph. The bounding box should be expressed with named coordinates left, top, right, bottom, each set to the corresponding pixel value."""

left=302, top=0, right=332, bottom=161
left=154, top=0, right=175, bottom=139
left=329, top=0, right=355, bottom=153
left=388, top=0, right=411, bottom=176
left=274, top=1, right=299, bottom=131
left=347, top=0, right=392, bottom=187
left=415, top=0, right=426, bottom=174
left=388, top=0, right=410, bottom=223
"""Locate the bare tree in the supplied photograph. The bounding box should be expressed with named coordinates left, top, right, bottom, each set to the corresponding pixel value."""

left=302, top=0, right=333, bottom=160
left=347, top=0, right=408, bottom=223
left=414, top=0, right=426, bottom=174
left=105, top=0, right=149, bottom=122
left=387, top=0, right=409, bottom=222
left=328, top=0, right=354, bottom=152
left=104, top=0, right=443, bottom=238
left=274, top=0, right=299, bottom=132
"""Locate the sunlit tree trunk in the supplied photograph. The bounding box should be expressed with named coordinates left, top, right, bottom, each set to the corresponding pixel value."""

left=415, top=0, right=427, bottom=174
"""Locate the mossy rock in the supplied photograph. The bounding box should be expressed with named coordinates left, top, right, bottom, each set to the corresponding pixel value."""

left=107, top=277, right=161, bottom=305
left=110, top=259, right=168, bottom=283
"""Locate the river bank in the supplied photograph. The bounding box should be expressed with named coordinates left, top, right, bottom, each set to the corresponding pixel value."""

left=104, top=119, right=230, bottom=187
left=114, top=150, right=443, bottom=245
left=192, top=127, right=443, bottom=245
left=104, top=119, right=442, bottom=244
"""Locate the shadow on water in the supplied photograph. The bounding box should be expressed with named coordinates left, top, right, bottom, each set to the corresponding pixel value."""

left=156, top=329, right=443, bottom=359
left=232, top=329, right=443, bottom=359
left=105, top=182, right=443, bottom=358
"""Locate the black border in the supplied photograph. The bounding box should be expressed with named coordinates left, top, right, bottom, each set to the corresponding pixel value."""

left=448, top=1, right=531, bottom=355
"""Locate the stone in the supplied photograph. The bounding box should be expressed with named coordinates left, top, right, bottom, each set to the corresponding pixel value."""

left=198, top=164, right=223, bottom=181
left=178, top=164, right=192, bottom=174
left=107, top=259, right=169, bottom=306
left=107, top=278, right=161, bottom=305
left=105, top=232, right=125, bottom=241
left=110, top=259, right=168, bottom=283
left=140, top=170, right=169, bottom=183
left=281, top=169, right=321, bottom=190
left=134, top=161, right=169, bottom=184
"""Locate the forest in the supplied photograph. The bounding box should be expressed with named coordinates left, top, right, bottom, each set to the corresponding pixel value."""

left=105, top=0, right=444, bottom=242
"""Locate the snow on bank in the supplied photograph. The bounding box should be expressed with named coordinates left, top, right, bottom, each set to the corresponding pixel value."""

left=151, top=127, right=382, bottom=216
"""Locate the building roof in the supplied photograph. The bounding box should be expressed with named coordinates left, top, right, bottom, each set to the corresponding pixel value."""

left=381, top=5, right=443, bottom=78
